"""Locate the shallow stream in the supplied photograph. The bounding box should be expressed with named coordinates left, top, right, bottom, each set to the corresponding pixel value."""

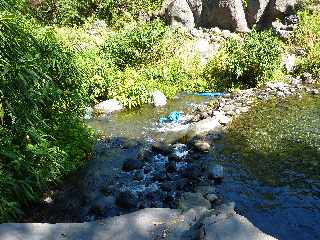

left=89, top=94, right=320, bottom=240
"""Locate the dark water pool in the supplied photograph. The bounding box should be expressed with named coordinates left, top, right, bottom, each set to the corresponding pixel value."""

left=215, top=94, right=320, bottom=240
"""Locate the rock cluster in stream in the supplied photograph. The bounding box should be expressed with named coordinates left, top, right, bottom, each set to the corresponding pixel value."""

left=88, top=78, right=318, bottom=220
left=90, top=140, right=223, bottom=219
left=189, top=77, right=319, bottom=127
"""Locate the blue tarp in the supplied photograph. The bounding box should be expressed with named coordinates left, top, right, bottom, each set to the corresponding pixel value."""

left=160, top=111, right=181, bottom=124
left=195, top=92, right=225, bottom=97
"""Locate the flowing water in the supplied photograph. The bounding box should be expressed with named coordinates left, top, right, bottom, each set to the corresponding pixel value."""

left=88, top=94, right=320, bottom=240
left=88, top=94, right=213, bottom=143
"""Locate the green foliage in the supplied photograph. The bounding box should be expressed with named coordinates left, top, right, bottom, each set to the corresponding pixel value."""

left=102, top=21, right=166, bottom=69
left=204, top=29, right=284, bottom=90
left=28, top=0, right=163, bottom=25
left=0, top=13, right=94, bottom=221
left=291, top=10, right=320, bottom=80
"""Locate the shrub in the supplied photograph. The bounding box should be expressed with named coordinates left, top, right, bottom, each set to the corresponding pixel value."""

left=28, top=0, right=163, bottom=25
left=203, top=29, right=284, bottom=90
left=102, top=20, right=166, bottom=69
left=290, top=10, right=320, bottom=80
left=0, top=13, right=94, bottom=221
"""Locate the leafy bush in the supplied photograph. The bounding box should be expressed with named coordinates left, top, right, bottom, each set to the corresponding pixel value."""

left=291, top=10, right=320, bottom=80
left=102, top=20, right=166, bottom=69
left=28, top=0, right=163, bottom=25
left=0, top=13, right=94, bottom=221
left=204, top=29, right=284, bottom=90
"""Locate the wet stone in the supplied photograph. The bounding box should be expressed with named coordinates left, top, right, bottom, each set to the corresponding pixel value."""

left=122, top=158, right=143, bottom=172
left=166, top=161, right=177, bottom=173
left=193, top=140, right=211, bottom=152
left=179, top=192, right=211, bottom=211
left=151, top=142, right=172, bottom=155
left=182, top=165, right=202, bottom=180
left=116, top=189, right=139, bottom=210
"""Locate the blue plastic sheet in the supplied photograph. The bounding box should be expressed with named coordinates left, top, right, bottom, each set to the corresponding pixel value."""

left=160, top=111, right=181, bottom=124
left=195, top=92, right=225, bottom=97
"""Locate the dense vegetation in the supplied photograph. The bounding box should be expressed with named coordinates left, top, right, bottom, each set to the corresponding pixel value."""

left=204, top=29, right=284, bottom=90
left=0, top=0, right=318, bottom=221
left=290, top=7, right=320, bottom=79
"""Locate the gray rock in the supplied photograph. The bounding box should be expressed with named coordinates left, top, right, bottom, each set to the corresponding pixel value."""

left=218, top=115, right=231, bottom=125
left=179, top=192, right=212, bottom=210
left=248, top=0, right=297, bottom=28
left=164, top=0, right=195, bottom=30
left=0, top=207, right=277, bottom=240
left=202, top=204, right=277, bottom=240
left=221, top=29, right=233, bottom=38
left=194, top=38, right=217, bottom=64
left=187, top=0, right=203, bottom=25
left=188, top=117, right=222, bottom=136
left=272, top=21, right=292, bottom=40
left=276, top=91, right=285, bottom=98
left=93, top=99, right=123, bottom=115
left=122, top=158, right=143, bottom=172
left=282, top=54, right=296, bottom=72
left=246, top=0, right=270, bottom=27
left=0, top=208, right=183, bottom=240
left=151, top=90, right=167, bottom=107
left=193, top=140, right=211, bottom=152
left=201, top=0, right=249, bottom=32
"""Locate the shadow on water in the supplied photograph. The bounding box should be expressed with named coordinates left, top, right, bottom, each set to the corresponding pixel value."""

left=22, top=93, right=320, bottom=240
left=214, top=94, right=320, bottom=240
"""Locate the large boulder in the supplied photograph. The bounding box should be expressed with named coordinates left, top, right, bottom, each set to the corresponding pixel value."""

left=187, top=0, right=203, bottom=25
left=202, top=203, right=277, bottom=240
left=246, top=0, right=270, bottom=27
left=247, top=0, right=297, bottom=28
left=201, top=0, right=250, bottom=32
left=93, top=99, right=123, bottom=115
left=164, top=0, right=195, bottom=30
left=151, top=90, right=167, bottom=107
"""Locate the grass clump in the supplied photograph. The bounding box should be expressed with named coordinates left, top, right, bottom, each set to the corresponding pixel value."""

left=290, top=9, right=320, bottom=80
left=203, top=29, right=284, bottom=90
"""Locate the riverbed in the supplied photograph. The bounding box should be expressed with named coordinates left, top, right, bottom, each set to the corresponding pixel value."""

left=89, top=93, right=320, bottom=240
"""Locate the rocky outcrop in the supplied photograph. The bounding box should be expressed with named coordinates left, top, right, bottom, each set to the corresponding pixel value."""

left=247, top=0, right=297, bottom=28
left=0, top=206, right=277, bottom=240
left=201, top=0, right=250, bottom=32
left=162, top=0, right=297, bottom=32
left=246, top=0, right=270, bottom=27
left=164, top=0, right=195, bottom=30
